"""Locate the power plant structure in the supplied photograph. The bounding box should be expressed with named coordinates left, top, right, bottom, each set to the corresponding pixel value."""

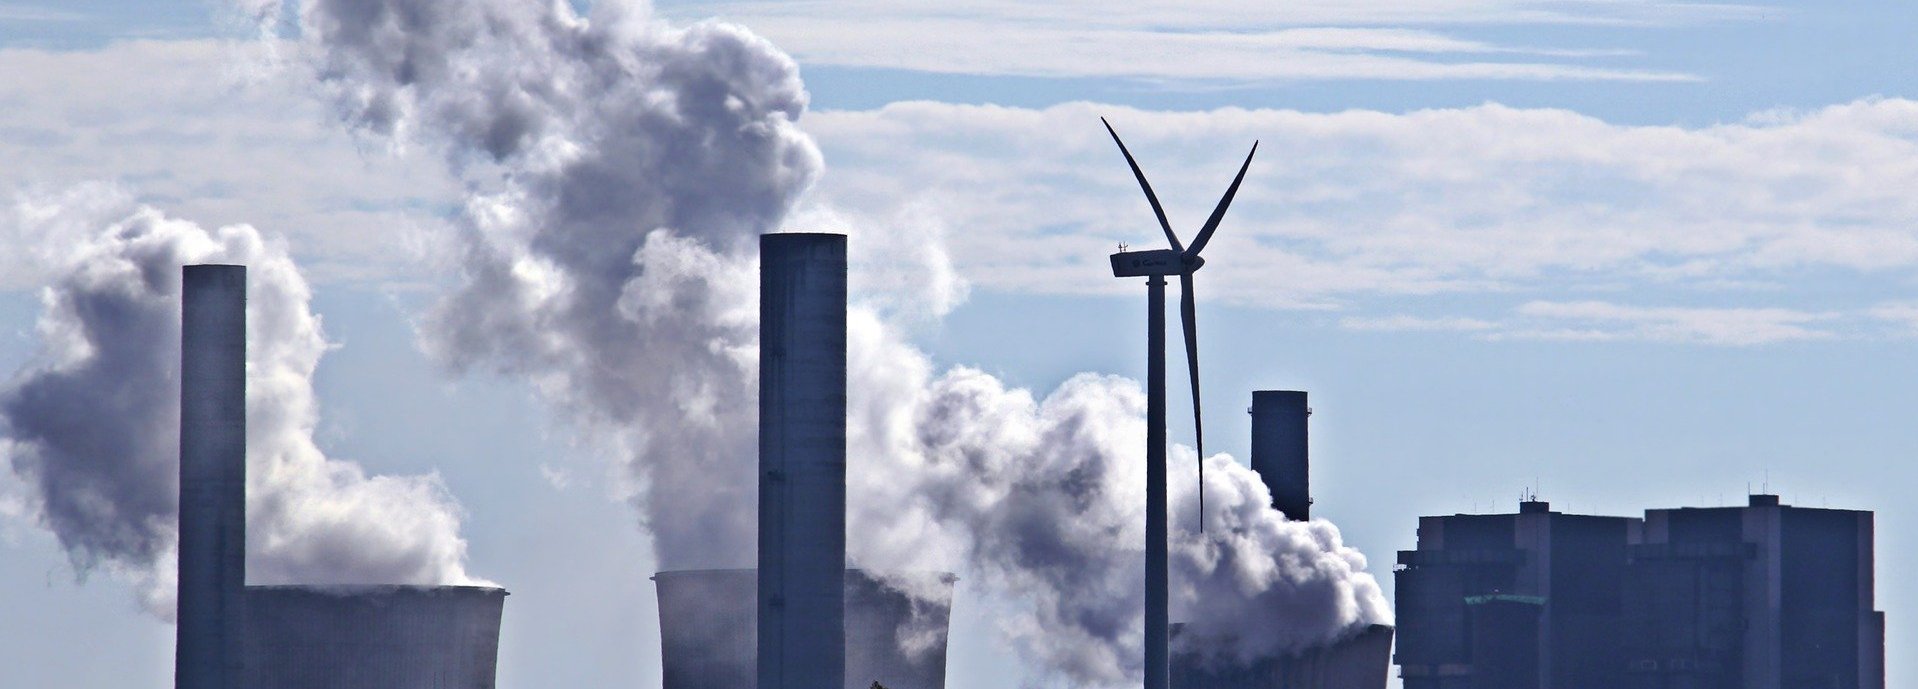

left=1393, top=499, right=1636, bottom=689
left=1172, top=624, right=1395, bottom=689
left=1249, top=391, right=1311, bottom=521
left=654, top=569, right=957, bottom=689
left=175, top=264, right=508, bottom=689
left=1395, top=495, right=1884, bottom=689
left=242, top=585, right=507, bottom=688
left=647, top=233, right=962, bottom=689
left=178, top=242, right=1885, bottom=689
left=1171, top=390, right=1395, bottom=689
left=758, top=233, right=850, bottom=689
left=1626, top=495, right=1884, bottom=689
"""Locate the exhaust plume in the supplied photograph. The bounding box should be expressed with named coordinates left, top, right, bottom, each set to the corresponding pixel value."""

left=267, top=0, right=1388, bottom=683
left=288, top=0, right=817, bottom=568
left=0, top=186, right=479, bottom=618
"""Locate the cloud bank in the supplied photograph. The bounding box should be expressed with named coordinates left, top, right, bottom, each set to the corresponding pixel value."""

left=804, top=99, right=1918, bottom=343
left=676, top=0, right=1760, bottom=82
left=8, top=40, right=1918, bottom=345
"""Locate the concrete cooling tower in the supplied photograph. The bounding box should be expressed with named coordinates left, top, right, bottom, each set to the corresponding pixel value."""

left=175, top=265, right=507, bottom=689
left=242, top=586, right=507, bottom=689
left=653, top=569, right=957, bottom=689
left=1171, top=624, right=1395, bottom=689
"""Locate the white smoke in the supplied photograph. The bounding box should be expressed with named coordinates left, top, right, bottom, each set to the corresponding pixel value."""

left=261, top=0, right=1389, bottom=684
left=0, top=185, right=480, bottom=619
left=283, top=0, right=818, bottom=569
left=846, top=323, right=1389, bottom=679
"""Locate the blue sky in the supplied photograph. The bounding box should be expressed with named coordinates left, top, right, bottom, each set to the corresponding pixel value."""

left=1, top=1, right=1914, bottom=687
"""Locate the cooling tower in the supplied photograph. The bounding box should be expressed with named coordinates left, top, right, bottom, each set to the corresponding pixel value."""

left=845, top=571, right=956, bottom=689
left=654, top=569, right=957, bottom=689
left=175, top=263, right=509, bottom=689
left=1249, top=391, right=1309, bottom=521
left=1171, top=624, right=1395, bottom=689
left=179, top=265, right=248, bottom=689
left=242, top=585, right=507, bottom=689
left=758, top=233, right=848, bottom=689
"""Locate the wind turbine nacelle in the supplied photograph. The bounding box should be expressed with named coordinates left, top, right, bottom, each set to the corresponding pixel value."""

left=1111, top=249, right=1192, bottom=277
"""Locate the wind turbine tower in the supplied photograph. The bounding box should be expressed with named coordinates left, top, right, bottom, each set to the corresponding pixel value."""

left=1101, top=118, right=1257, bottom=689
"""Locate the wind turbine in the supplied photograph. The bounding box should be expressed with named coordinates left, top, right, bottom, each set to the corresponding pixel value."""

left=1101, top=117, right=1256, bottom=689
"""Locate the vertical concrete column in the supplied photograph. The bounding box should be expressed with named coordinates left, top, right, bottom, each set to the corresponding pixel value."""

left=758, top=234, right=846, bottom=689
left=177, top=264, right=246, bottom=689
left=1250, top=390, right=1310, bottom=520
left=1742, top=496, right=1783, bottom=689
left=1857, top=511, right=1883, bottom=689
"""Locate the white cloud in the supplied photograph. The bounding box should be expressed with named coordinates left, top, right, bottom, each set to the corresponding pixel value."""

left=0, top=40, right=457, bottom=287
left=1501, top=300, right=1836, bottom=345
left=8, top=40, right=1918, bottom=348
left=1341, top=314, right=1499, bottom=332
left=538, top=463, right=572, bottom=491
left=702, top=19, right=1694, bottom=82
left=1868, top=302, right=1918, bottom=336
left=693, top=0, right=1765, bottom=30
left=0, top=4, right=83, bottom=22
left=801, top=99, right=1918, bottom=316
left=678, top=1, right=1758, bottom=82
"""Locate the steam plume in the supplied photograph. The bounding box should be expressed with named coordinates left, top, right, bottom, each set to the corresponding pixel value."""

left=269, top=0, right=1387, bottom=683
left=0, top=186, right=479, bottom=618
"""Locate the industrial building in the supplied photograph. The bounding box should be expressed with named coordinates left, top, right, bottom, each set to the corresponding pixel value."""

left=1171, top=390, right=1395, bottom=689
left=176, top=265, right=507, bottom=689
left=1625, top=495, right=1884, bottom=689
left=1393, top=500, right=1636, bottom=688
left=654, top=569, right=957, bottom=689
left=1394, top=495, right=1884, bottom=689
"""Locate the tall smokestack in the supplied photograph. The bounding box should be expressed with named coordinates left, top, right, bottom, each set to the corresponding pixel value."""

left=177, top=264, right=246, bottom=689
left=1250, top=390, right=1309, bottom=521
left=758, top=234, right=847, bottom=689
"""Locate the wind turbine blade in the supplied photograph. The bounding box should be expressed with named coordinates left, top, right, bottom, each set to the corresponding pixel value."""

left=1101, top=117, right=1184, bottom=253
left=1186, top=141, right=1258, bottom=258
left=1180, top=272, right=1205, bottom=533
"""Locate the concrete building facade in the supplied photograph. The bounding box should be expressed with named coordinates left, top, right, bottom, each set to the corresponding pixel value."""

left=1393, top=500, right=1638, bottom=689
left=1395, top=495, right=1884, bottom=689
left=1625, top=495, right=1884, bottom=689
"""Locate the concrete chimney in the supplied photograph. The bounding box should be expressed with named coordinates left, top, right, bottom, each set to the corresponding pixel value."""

left=177, top=264, right=246, bottom=689
left=1249, top=390, right=1309, bottom=521
left=758, top=234, right=847, bottom=689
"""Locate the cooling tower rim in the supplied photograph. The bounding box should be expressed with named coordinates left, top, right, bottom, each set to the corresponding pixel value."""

left=762, top=231, right=848, bottom=238
left=245, top=584, right=508, bottom=597
left=651, top=567, right=956, bottom=583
